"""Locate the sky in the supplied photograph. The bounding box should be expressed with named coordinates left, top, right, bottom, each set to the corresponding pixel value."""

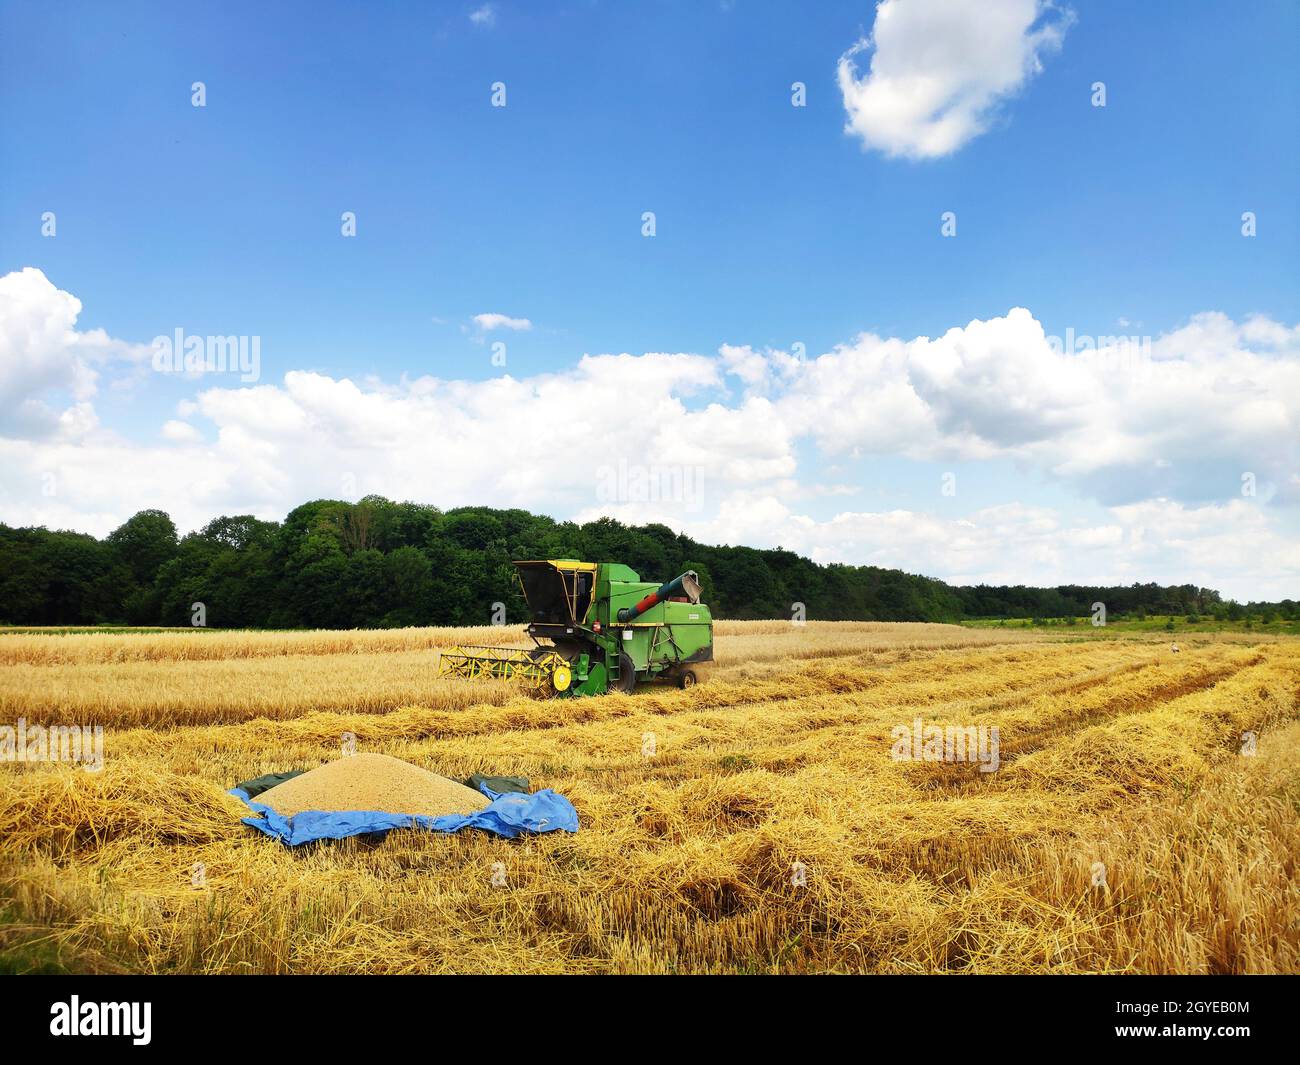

left=1, top=0, right=1297, bottom=601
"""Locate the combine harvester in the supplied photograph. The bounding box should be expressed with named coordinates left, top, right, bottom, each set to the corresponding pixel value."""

left=438, top=560, right=713, bottom=697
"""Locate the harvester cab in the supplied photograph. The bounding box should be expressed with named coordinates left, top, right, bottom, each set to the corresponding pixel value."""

left=438, top=560, right=713, bottom=697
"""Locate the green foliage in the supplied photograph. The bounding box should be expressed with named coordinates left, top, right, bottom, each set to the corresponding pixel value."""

left=106, top=509, right=178, bottom=584
left=0, top=501, right=1291, bottom=629
left=0, top=525, right=128, bottom=625
left=383, top=546, right=434, bottom=627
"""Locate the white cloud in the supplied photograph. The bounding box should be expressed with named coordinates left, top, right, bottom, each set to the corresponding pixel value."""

left=657, top=494, right=1299, bottom=603
left=0, top=269, right=1295, bottom=600
left=468, top=4, right=496, bottom=28
left=717, top=343, right=804, bottom=396
left=0, top=267, right=148, bottom=438
left=838, top=0, right=1073, bottom=159
left=161, top=419, right=202, bottom=443
left=773, top=307, right=1300, bottom=506
left=471, top=312, right=533, bottom=332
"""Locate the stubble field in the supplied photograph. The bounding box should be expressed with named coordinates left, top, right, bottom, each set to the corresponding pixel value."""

left=1, top=620, right=1297, bottom=974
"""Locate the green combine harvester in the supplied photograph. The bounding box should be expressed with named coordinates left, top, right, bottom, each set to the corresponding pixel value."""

left=438, top=560, right=713, bottom=697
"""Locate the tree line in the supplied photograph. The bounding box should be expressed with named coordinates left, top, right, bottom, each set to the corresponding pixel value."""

left=1, top=497, right=1293, bottom=628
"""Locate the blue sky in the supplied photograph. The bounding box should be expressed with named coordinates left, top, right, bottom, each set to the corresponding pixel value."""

left=1, top=0, right=1297, bottom=599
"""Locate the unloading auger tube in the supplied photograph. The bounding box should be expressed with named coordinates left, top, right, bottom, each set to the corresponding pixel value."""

left=616, top=571, right=702, bottom=623
left=436, top=560, right=713, bottom=698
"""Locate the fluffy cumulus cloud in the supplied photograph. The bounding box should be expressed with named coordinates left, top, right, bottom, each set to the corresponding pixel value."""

left=838, top=0, right=1073, bottom=159
left=777, top=307, right=1300, bottom=507
left=0, top=267, right=149, bottom=439
left=1, top=268, right=1297, bottom=600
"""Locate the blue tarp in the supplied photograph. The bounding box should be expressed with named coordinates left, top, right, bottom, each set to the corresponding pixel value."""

left=231, top=782, right=579, bottom=846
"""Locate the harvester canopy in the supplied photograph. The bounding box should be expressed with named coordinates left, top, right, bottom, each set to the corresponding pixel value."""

left=515, top=560, right=596, bottom=626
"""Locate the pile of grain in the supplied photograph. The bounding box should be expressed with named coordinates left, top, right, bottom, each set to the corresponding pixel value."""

left=257, top=753, right=490, bottom=817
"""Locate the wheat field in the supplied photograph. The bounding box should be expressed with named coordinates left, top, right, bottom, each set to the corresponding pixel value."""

left=1, top=621, right=1297, bottom=974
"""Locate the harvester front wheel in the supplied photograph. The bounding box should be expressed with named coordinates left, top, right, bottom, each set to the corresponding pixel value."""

left=678, top=670, right=698, bottom=690
left=614, top=651, right=637, bottom=695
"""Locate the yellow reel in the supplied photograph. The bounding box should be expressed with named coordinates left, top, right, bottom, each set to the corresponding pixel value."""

left=438, top=645, right=574, bottom=697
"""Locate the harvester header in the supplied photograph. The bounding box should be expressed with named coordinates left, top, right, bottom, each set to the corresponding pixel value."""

left=438, top=560, right=712, bottom=697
